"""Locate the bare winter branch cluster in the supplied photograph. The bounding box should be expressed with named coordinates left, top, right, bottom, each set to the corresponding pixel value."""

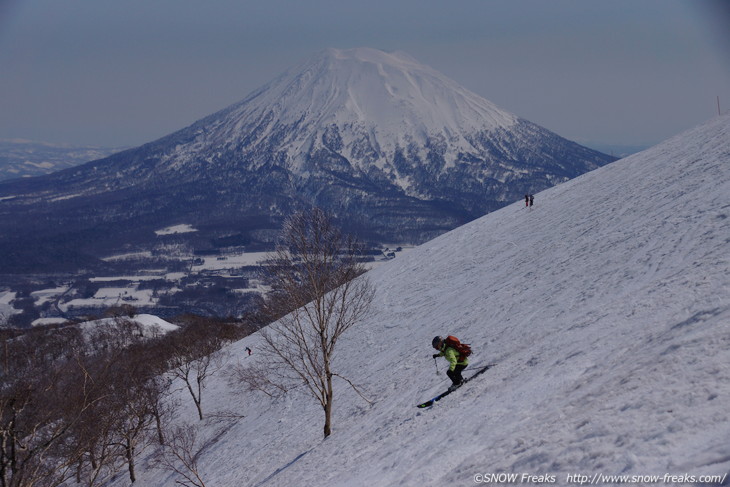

left=0, top=315, right=244, bottom=487
left=253, top=208, right=375, bottom=438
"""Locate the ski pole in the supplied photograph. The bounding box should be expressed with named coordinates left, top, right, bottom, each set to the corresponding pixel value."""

left=433, top=356, right=440, bottom=375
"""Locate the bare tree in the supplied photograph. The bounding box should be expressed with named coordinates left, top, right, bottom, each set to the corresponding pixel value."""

left=106, top=358, right=164, bottom=484
left=0, top=316, right=179, bottom=487
left=157, top=424, right=208, bottom=487
left=167, top=325, right=226, bottom=421
left=229, top=360, right=288, bottom=399
left=65, top=350, right=129, bottom=487
left=67, top=325, right=177, bottom=486
left=258, top=208, right=375, bottom=438
left=0, top=324, right=116, bottom=487
left=0, top=350, right=108, bottom=487
left=71, top=403, right=125, bottom=487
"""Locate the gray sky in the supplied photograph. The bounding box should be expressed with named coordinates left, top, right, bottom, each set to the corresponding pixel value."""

left=1, top=0, right=728, bottom=149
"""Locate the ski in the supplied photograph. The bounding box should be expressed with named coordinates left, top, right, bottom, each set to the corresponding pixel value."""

left=416, top=363, right=496, bottom=408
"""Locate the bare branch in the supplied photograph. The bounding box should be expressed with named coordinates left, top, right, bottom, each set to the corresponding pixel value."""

left=248, top=208, right=375, bottom=438
left=156, top=424, right=208, bottom=487
left=332, top=373, right=374, bottom=405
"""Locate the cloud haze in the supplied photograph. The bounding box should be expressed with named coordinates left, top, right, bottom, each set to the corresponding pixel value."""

left=0, top=0, right=728, bottom=149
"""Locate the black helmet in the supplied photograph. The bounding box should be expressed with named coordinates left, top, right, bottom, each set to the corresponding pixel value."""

left=432, top=336, right=443, bottom=350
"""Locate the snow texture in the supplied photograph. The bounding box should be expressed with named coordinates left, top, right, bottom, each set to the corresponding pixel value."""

left=179, top=47, right=519, bottom=178
left=113, top=115, right=730, bottom=486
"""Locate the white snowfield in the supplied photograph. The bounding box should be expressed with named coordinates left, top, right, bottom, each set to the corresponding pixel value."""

left=164, top=47, right=522, bottom=188
left=78, top=314, right=179, bottom=337
left=122, top=115, right=730, bottom=486
left=154, top=224, right=198, bottom=236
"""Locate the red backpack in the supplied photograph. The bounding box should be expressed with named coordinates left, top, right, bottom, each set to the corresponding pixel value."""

left=444, top=335, right=472, bottom=362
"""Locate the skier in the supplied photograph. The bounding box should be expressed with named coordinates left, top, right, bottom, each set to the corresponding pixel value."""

left=525, top=194, right=529, bottom=207
left=432, top=336, right=469, bottom=391
left=529, top=194, right=534, bottom=207
left=245, top=347, right=252, bottom=356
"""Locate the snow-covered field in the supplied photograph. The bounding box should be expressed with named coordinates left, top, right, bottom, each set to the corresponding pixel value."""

left=30, top=286, right=70, bottom=305
left=114, top=115, right=729, bottom=487
left=60, top=288, right=158, bottom=311
left=78, top=313, right=179, bottom=337
left=0, top=290, right=18, bottom=322
left=154, top=224, right=198, bottom=236
left=191, top=252, right=271, bottom=271
left=101, top=251, right=154, bottom=262
left=16, top=247, right=400, bottom=321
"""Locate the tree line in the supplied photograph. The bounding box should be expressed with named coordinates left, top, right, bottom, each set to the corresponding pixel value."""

left=0, top=315, right=251, bottom=487
left=1, top=208, right=375, bottom=485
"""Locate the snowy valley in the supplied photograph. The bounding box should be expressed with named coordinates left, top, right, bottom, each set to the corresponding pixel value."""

left=0, top=48, right=613, bottom=275
left=0, top=241, right=407, bottom=327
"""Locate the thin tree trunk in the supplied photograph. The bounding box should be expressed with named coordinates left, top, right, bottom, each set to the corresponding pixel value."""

left=185, top=380, right=204, bottom=421
left=155, top=412, right=165, bottom=445
left=323, top=373, right=333, bottom=438
left=125, top=443, right=136, bottom=483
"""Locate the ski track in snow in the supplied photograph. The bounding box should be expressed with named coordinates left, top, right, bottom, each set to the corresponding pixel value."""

left=113, top=115, right=730, bottom=487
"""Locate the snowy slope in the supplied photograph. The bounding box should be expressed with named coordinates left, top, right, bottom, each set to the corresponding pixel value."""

left=119, top=115, right=730, bottom=487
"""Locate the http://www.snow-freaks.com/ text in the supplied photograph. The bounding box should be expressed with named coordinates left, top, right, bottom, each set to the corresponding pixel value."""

left=472, top=472, right=728, bottom=485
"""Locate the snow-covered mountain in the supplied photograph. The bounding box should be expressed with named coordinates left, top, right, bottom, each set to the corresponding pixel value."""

left=0, top=139, right=123, bottom=181
left=116, top=115, right=730, bottom=486
left=0, top=48, right=613, bottom=272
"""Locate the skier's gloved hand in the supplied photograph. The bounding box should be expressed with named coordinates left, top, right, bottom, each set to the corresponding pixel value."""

left=432, top=353, right=440, bottom=358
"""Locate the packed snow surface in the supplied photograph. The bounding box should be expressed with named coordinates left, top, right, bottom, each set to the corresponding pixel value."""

left=120, top=116, right=730, bottom=486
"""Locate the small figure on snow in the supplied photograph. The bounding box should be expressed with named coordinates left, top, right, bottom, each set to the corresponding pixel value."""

left=529, top=194, right=534, bottom=207
left=245, top=347, right=252, bottom=356
left=432, top=336, right=470, bottom=391
left=525, top=194, right=530, bottom=207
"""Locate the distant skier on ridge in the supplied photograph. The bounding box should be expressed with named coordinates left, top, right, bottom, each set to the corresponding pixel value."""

left=432, top=336, right=471, bottom=391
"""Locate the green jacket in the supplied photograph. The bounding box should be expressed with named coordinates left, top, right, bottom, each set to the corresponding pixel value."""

left=437, top=344, right=468, bottom=371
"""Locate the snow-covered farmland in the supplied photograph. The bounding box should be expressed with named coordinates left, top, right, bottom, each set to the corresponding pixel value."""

left=155, top=223, right=198, bottom=236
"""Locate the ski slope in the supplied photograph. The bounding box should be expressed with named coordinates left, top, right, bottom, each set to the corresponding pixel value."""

left=119, top=115, right=730, bottom=486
